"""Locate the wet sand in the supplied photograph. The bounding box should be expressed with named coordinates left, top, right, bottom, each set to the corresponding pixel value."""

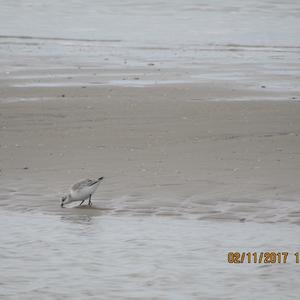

left=1, top=79, right=300, bottom=223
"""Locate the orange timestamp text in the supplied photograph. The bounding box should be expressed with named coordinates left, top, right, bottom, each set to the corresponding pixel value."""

left=228, top=252, right=300, bottom=264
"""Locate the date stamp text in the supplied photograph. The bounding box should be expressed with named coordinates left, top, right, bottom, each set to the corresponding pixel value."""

left=228, top=252, right=300, bottom=264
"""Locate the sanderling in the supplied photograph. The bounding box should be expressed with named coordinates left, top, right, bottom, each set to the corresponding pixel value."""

left=61, top=177, right=104, bottom=207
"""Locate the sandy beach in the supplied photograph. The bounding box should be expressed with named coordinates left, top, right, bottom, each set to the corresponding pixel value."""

left=1, top=76, right=300, bottom=221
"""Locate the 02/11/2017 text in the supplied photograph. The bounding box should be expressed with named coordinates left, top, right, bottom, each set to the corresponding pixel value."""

left=228, top=252, right=300, bottom=264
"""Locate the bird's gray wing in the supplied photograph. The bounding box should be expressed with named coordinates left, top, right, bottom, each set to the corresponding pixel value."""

left=71, top=179, right=97, bottom=191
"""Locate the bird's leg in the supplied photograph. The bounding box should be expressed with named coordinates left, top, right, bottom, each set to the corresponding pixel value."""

left=79, top=199, right=85, bottom=206
left=88, top=194, right=92, bottom=206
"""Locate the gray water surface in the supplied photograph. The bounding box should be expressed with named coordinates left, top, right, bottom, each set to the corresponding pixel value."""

left=1, top=0, right=299, bottom=46
left=1, top=209, right=300, bottom=300
left=1, top=0, right=300, bottom=93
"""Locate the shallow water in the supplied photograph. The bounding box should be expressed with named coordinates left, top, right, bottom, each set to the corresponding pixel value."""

left=1, top=0, right=299, bottom=46
left=1, top=209, right=300, bottom=300
left=1, top=176, right=300, bottom=299
left=0, top=0, right=300, bottom=93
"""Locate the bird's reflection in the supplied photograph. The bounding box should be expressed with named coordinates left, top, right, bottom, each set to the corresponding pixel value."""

left=59, top=205, right=113, bottom=225
left=60, top=214, right=94, bottom=225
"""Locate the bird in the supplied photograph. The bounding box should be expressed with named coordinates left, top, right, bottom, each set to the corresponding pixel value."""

left=61, top=177, right=104, bottom=207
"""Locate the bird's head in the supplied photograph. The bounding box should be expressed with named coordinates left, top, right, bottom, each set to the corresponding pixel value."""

left=61, top=195, right=67, bottom=208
